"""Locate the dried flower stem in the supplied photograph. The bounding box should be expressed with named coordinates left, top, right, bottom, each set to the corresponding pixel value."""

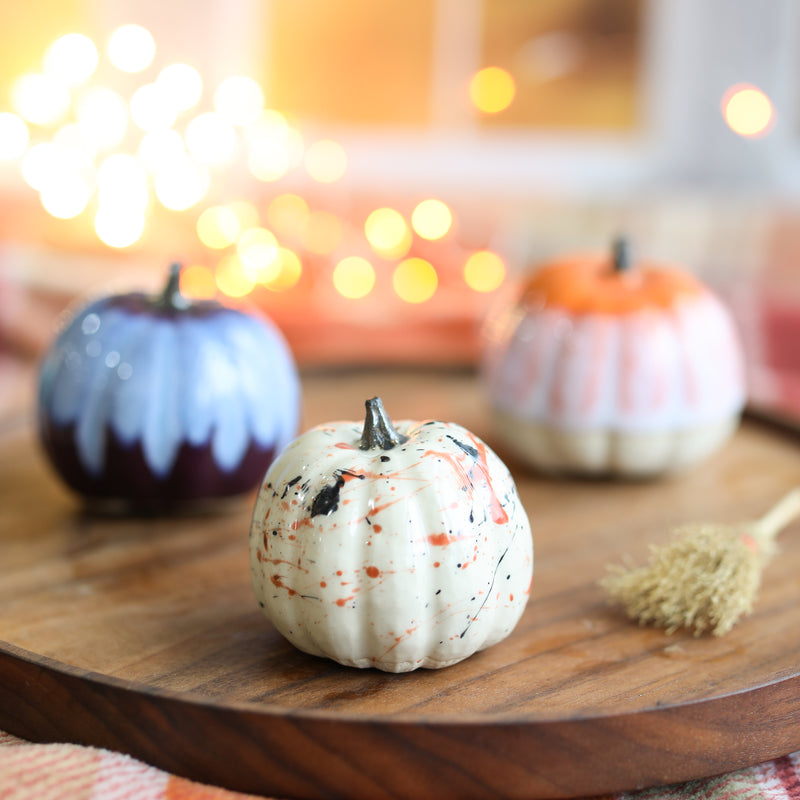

left=601, top=489, right=800, bottom=637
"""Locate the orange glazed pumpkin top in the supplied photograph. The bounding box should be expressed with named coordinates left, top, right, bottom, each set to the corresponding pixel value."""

left=521, top=251, right=706, bottom=315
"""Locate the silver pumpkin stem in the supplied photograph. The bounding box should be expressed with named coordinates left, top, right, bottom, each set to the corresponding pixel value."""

left=612, top=236, right=631, bottom=273
left=360, top=397, right=408, bottom=450
left=157, top=262, right=191, bottom=310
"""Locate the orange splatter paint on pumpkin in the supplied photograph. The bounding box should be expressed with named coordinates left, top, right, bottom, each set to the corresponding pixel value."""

left=428, top=532, right=457, bottom=547
left=365, top=566, right=380, bottom=578
left=270, top=574, right=296, bottom=596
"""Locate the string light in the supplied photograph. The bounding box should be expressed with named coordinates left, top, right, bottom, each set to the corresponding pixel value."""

left=393, top=258, right=438, bottom=303
left=156, top=64, right=203, bottom=111
left=463, top=250, right=506, bottom=292
left=722, top=84, right=775, bottom=138
left=94, top=206, right=146, bottom=248
left=44, top=34, right=99, bottom=87
left=214, top=76, right=264, bottom=126
left=305, top=139, right=347, bottom=183
left=185, top=112, right=237, bottom=166
left=197, top=205, right=241, bottom=249
left=108, top=24, right=156, bottom=73
left=215, top=253, right=255, bottom=298
left=154, top=154, right=209, bottom=210
left=11, top=73, right=71, bottom=126
left=365, top=207, right=411, bottom=259
left=180, top=264, right=217, bottom=299
left=130, top=83, right=178, bottom=131
left=333, top=256, right=375, bottom=299
left=74, top=87, right=128, bottom=149
left=469, top=67, right=516, bottom=114
left=264, top=248, right=303, bottom=291
left=411, top=199, right=453, bottom=240
left=40, top=172, right=91, bottom=219
left=0, top=113, right=29, bottom=159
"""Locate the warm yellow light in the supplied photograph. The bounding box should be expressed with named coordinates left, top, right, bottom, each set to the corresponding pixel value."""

left=156, top=63, right=203, bottom=112
left=40, top=172, right=91, bottom=219
left=75, top=87, right=128, bottom=149
left=365, top=207, right=411, bottom=259
left=722, top=84, right=775, bottom=138
left=246, top=109, right=290, bottom=145
left=180, top=264, right=217, bottom=299
left=154, top=155, right=209, bottom=210
left=12, top=73, right=71, bottom=126
left=97, top=154, right=149, bottom=212
left=53, top=123, right=97, bottom=168
left=303, top=210, right=343, bottom=255
left=0, top=114, right=29, bottom=159
left=215, top=254, right=255, bottom=298
left=22, top=143, right=67, bottom=191
left=214, top=76, right=264, bottom=126
left=137, top=128, right=185, bottom=172
left=305, top=139, right=347, bottom=183
left=463, top=250, right=506, bottom=293
left=197, top=206, right=240, bottom=249
left=248, top=145, right=289, bottom=181
left=267, top=194, right=310, bottom=237
left=44, top=33, right=98, bottom=87
left=94, top=206, right=146, bottom=248
left=227, top=200, right=260, bottom=231
left=108, top=24, right=155, bottom=73
left=185, top=112, right=237, bottom=166
left=411, top=198, right=453, bottom=240
left=263, top=248, right=303, bottom=292
left=130, top=83, right=178, bottom=131
left=393, top=258, right=438, bottom=303
left=237, top=227, right=279, bottom=279
left=333, top=256, right=375, bottom=299
left=469, top=67, right=516, bottom=114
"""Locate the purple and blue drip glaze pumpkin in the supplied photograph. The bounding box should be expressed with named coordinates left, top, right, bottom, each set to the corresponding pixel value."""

left=37, top=263, right=300, bottom=509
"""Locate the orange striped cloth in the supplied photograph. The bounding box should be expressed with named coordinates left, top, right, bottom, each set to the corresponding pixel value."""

left=1, top=729, right=799, bottom=800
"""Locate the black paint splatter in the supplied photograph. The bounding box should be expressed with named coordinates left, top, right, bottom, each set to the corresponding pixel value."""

left=282, top=475, right=302, bottom=498
left=446, top=435, right=478, bottom=460
left=309, top=469, right=364, bottom=518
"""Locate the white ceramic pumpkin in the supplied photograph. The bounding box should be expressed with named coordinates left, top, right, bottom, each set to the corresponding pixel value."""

left=249, top=397, right=533, bottom=673
left=482, top=240, right=746, bottom=477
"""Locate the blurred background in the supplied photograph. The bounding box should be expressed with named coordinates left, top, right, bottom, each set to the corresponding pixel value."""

left=0, top=0, right=798, bottom=421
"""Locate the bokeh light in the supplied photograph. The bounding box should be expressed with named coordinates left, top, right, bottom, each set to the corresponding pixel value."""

left=0, top=113, right=29, bottom=159
left=227, top=200, right=260, bottom=231
left=94, top=206, right=146, bottom=248
left=12, top=73, right=71, bottom=126
left=53, top=123, right=97, bottom=168
left=365, top=207, right=411, bottom=259
left=237, top=227, right=279, bottom=279
left=157, top=63, right=203, bottom=111
left=411, top=198, right=453, bottom=240
left=303, top=210, right=343, bottom=255
left=97, top=153, right=149, bottom=212
left=154, top=155, right=209, bottom=210
left=108, top=24, right=156, bottom=73
left=44, top=34, right=98, bottom=87
left=333, top=256, right=375, bottom=300
left=75, top=87, right=128, bottom=149
left=137, top=128, right=185, bottom=172
left=22, top=143, right=68, bottom=191
left=40, top=172, right=91, bottom=219
left=463, top=250, right=506, bottom=292
left=215, top=253, right=255, bottom=297
left=263, top=248, right=303, bottom=291
left=180, top=264, right=217, bottom=299
left=267, top=194, right=310, bottom=238
left=722, top=84, right=775, bottom=138
left=186, top=112, right=237, bottom=166
left=469, top=67, right=516, bottom=114
left=305, top=139, right=347, bottom=183
left=130, top=83, right=178, bottom=131
left=248, top=144, right=290, bottom=181
left=393, top=258, right=438, bottom=303
left=214, top=75, right=264, bottom=126
left=197, top=205, right=241, bottom=249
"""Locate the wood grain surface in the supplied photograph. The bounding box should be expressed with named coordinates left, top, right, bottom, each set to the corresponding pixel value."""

left=2, top=367, right=800, bottom=799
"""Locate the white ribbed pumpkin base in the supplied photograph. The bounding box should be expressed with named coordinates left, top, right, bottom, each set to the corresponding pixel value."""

left=491, top=411, right=741, bottom=477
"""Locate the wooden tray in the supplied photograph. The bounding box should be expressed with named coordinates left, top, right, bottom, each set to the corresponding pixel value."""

left=2, top=368, right=800, bottom=800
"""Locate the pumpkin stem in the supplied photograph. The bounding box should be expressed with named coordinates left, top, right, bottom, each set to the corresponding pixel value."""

left=612, top=236, right=631, bottom=273
left=360, top=397, right=408, bottom=451
left=157, top=262, right=191, bottom=310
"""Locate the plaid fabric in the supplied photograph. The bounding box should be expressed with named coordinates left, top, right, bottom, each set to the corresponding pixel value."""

left=1, top=729, right=799, bottom=800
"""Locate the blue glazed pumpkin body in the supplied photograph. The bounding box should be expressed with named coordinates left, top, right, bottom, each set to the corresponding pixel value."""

left=37, top=274, right=300, bottom=508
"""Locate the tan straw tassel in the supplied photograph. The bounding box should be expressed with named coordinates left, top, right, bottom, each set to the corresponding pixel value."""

left=601, top=488, right=800, bottom=637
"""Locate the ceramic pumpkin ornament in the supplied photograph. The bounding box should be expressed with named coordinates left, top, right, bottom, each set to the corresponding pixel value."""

left=37, top=263, right=300, bottom=508
left=249, top=397, right=533, bottom=673
left=482, top=239, right=745, bottom=476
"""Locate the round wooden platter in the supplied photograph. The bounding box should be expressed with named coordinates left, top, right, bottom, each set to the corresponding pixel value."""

left=2, top=369, right=800, bottom=800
